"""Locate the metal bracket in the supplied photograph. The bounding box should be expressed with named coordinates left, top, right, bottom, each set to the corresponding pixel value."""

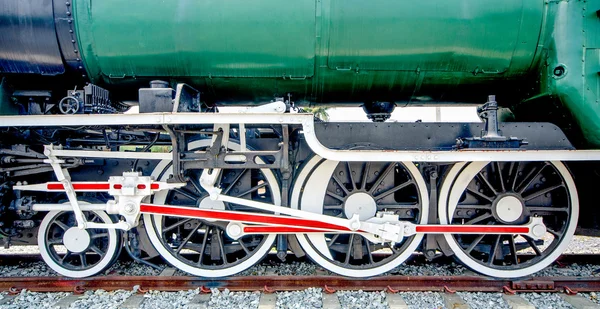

left=456, top=95, right=527, bottom=149
left=238, top=101, right=287, bottom=114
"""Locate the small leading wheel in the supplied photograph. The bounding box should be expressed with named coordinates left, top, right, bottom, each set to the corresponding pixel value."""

left=38, top=209, right=120, bottom=278
left=291, top=156, right=428, bottom=277
left=438, top=161, right=578, bottom=278
left=144, top=140, right=280, bottom=277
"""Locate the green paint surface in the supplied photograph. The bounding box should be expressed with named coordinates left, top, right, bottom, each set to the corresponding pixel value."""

left=70, top=0, right=600, bottom=146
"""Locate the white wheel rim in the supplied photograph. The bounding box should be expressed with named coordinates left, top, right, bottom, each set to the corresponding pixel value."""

left=38, top=209, right=118, bottom=278
left=292, top=156, right=429, bottom=277
left=438, top=161, right=579, bottom=278
left=144, top=140, right=279, bottom=277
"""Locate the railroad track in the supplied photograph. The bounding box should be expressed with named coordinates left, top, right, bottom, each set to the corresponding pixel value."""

left=2, top=273, right=600, bottom=309
left=2, top=254, right=600, bottom=308
left=1, top=274, right=600, bottom=293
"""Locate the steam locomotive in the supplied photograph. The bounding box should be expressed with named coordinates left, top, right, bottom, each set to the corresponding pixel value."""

left=0, top=0, right=598, bottom=278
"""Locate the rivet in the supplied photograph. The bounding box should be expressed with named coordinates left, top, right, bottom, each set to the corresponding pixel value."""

left=74, top=50, right=78, bottom=53
left=69, top=30, right=73, bottom=33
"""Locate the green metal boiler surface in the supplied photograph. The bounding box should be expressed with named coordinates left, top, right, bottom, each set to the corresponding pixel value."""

left=73, top=0, right=542, bottom=103
left=1, top=0, right=599, bottom=146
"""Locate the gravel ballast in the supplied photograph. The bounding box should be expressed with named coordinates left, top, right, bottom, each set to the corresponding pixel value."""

left=0, top=290, right=70, bottom=309
left=68, top=289, right=134, bottom=309
left=400, top=291, right=446, bottom=309
left=336, top=290, right=387, bottom=309
left=276, top=288, right=322, bottom=309
left=457, top=292, right=509, bottom=309
left=139, top=289, right=198, bottom=309
left=209, top=288, right=260, bottom=309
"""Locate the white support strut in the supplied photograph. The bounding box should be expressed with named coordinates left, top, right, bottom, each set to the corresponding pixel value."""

left=43, top=146, right=87, bottom=229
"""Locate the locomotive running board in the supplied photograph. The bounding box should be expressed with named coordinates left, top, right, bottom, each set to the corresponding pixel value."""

left=1, top=114, right=600, bottom=162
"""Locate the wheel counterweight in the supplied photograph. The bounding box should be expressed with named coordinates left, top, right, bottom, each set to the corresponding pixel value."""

left=438, top=161, right=578, bottom=278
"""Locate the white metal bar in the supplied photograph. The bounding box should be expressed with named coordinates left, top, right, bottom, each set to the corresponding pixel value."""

left=49, top=148, right=172, bottom=160
left=14, top=182, right=109, bottom=192
left=32, top=204, right=107, bottom=211
left=239, top=123, right=246, bottom=151
left=217, top=195, right=360, bottom=231
left=44, top=147, right=87, bottom=228
left=0, top=113, right=309, bottom=127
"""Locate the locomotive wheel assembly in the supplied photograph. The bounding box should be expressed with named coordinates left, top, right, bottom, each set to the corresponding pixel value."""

left=143, top=140, right=280, bottom=277
left=2, top=0, right=600, bottom=282
left=8, top=111, right=593, bottom=279
left=438, top=161, right=578, bottom=278
left=38, top=207, right=121, bottom=278
left=291, top=156, right=428, bottom=277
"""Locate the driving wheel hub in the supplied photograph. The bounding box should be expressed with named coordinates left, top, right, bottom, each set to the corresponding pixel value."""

left=344, top=192, right=377, bottom=220
left=63, top=227, right=91, bottom=253
left=494, top=195, right=524, bottom=223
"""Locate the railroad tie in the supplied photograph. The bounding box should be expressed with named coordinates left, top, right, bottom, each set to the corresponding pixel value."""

left=442, top=293, right=470, bottom=309
left=502, top=294, right=535, bottom=309
left=321, top=293, right=342, bottom=309
left=186, top=293, right=211, bottom=309
left=386, top=293, right=408, bottom=309
left=159, top=267, right=177, bottom=277
left=559, top=294, right=600, bottom=309
left=258, top=293, right=277, bottom=309
left=120, top=294, right=146, bottom=309
left=53, top=295, right=84, bottom=309
left=0, top=295, right=16, bottom=306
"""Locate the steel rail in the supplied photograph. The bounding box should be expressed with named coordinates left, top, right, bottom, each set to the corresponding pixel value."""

left=1, top=275, right=599, bottom=294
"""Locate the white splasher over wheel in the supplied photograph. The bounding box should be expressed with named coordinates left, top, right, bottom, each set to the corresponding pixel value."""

left=291, top=156, right=428, bottom=277
left=438, top=161, right=578, bottom=278
left=144, top=140, right=279, bottom=277
left=38, top=207, right=120, bottom=278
